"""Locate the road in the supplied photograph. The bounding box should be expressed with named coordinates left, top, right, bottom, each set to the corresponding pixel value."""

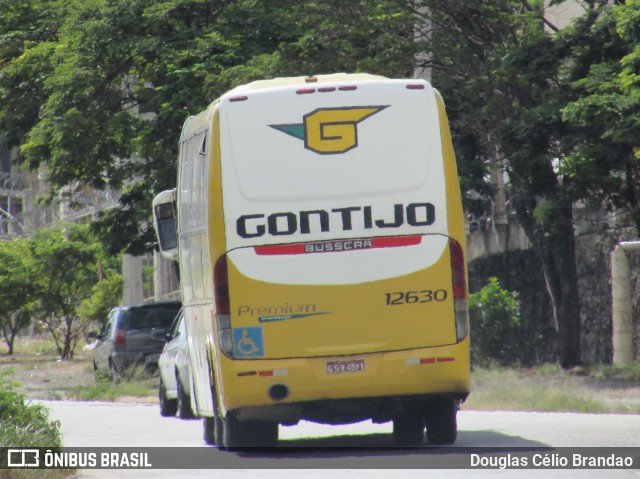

left=40, top=400, right=640, bottom=479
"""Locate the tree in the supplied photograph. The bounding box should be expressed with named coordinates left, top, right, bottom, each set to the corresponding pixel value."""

left=77, top=259, right=123, bottom=335
left=0, top=0, right=628, bottom=367
left=0, top=238, right=37, bottom=354
left=0, top=0, right=417, bottom=255
left=561, top=2, right=640, bottom=236
left=30, top=223, right=120, bottom=359
left=420, top=0, right=592, bottom=367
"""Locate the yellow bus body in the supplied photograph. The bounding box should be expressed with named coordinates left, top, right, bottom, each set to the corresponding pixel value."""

left=157, top=74, right=470, bottom=446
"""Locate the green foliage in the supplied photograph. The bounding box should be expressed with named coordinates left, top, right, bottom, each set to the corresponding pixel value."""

left=77, top=273, right=123, bottom=329
left=0, top=0, right=418, bottom=254
left=0, top=238, right=38, bottom=354
left=31, top=223, right=101, bottom=359
left=0, top=224, right=123, bottom=359
left=0, top=370, right=62, bottom=447
left=469, top=277, right=522, bottom=366
left=560, top=3, right=640, bottom=234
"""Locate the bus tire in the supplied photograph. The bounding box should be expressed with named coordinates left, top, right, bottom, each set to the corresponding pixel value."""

left=222, top=413, right=251, bottom=448
left=203, top=416, right=223, bottom=445
left=222, top=414, right=278, bottom=448
left=253, top=420, right=278, bottom=447
left=425, top=398, right=458, bottom=445
left=392, top=414, right=425, bottom=446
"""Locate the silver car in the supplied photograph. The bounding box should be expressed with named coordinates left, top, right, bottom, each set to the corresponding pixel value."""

left=92, top=301, right=182, bottom=383
left=158, top=309, right=195, bottom=418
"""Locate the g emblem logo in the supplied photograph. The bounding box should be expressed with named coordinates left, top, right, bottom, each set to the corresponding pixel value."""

left=270, top=106, right=388, bottom=155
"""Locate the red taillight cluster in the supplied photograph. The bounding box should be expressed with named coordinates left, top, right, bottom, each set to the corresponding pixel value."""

left=449, top=239, right=469, bottom=342
left=115, top=329, right=126, bottom=347
left=214, top=255, right=230, bottom=315
left=449, top=239, right=467, bottom=299
left=213, top=254, right=233, bottom=356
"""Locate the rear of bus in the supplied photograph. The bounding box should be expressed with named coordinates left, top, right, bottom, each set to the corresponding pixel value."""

left=210, top=74, right=469, bottom=445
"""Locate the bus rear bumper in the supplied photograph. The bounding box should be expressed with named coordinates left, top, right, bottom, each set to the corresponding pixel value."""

left=218, top=340, right=470, bottom=423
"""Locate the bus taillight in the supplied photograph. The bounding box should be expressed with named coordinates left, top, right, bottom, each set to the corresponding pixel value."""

left=449, top=239, right=469, bottom=342
left=214, top=255, right=233, bottom=356
left=214, top=255, right=230, bottom=315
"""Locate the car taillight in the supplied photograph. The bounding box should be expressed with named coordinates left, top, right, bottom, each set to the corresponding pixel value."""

left=214, top=255, right=233, bottom=356
left=115, top=329, right=127, bottom=347
left=449, top=239, right=469, bottom=342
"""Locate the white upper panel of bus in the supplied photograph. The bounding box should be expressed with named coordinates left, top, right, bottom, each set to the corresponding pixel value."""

left=217, top=76, right=450, bottom=284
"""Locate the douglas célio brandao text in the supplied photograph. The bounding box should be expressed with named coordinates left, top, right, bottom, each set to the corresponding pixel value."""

left=470, top=452, right=635, bottom=469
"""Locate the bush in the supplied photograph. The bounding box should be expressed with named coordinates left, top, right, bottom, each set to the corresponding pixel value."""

left=0, top=369, right=62, bottom=448
left=469, top=277, right=522, bottom=366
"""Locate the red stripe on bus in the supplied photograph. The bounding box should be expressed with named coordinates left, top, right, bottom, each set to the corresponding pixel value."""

left=254, top=236, right=422, bottom=256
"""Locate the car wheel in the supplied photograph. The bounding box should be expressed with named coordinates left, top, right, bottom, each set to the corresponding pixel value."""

left=159, top=377, right=178, bottom=417
left=392, top=413, right=425, bottom=446
left=109, top=361, right=121, bottom=385
left=425, top=398, right=458, bottom=445
left=176, top=374, right=195, bottom=419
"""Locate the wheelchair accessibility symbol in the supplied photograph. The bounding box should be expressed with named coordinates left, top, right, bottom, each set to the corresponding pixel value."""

left=233, top=327, right=264, bottom=357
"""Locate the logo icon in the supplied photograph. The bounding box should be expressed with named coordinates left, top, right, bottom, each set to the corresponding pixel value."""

left=270, top=106, right=389, bottom=154
left=8, top=449, right=40, bottom=468
left=233, top=327, right=264, bottom=357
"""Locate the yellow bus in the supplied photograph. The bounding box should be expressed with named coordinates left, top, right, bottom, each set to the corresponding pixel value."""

left=152, top=73, right=470, bottom=447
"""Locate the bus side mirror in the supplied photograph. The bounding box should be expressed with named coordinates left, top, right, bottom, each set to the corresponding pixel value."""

left=152, top=189, right=178, bottom=261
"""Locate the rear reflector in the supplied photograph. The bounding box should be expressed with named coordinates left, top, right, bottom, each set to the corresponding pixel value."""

left=405, top=357, right=454, bottom=366
left=406, top=84, right=425, bottom=90
left=296, top=88, right=315, bottom=94
left=239, top=370, right=288, bottom=378
left=229, top=96, right=248, bottom=102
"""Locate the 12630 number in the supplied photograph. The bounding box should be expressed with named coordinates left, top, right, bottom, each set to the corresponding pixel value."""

left=385, top=289, right=448, bottom=306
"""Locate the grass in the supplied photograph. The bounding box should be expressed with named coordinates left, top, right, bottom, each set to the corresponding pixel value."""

left=3, top=336, right=640, bottom=413
left=1, top=337, right=158, bottom=403
left=0, top=368, right=72, bottom=479
left=67, top=368, right=158, bottom=401
left=465, top=364, right=640, bottom=414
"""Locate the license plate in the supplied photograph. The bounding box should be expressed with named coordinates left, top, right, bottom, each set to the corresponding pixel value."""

left=326, top=359, right=366, bottom=375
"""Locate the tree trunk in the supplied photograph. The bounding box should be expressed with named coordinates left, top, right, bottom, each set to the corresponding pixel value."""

left=516, top=199, right=582, bottom=368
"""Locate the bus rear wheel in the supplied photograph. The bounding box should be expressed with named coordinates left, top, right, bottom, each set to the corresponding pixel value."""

left=222, top=413, right=278, bottom=448
left=392, top=413, right=425, bottom=446
left=203, top=416, right=223, bottom=445
left=425, top=398, right=458, bottom=445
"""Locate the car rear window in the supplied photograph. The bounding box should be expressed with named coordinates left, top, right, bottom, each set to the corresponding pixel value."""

left=119, top=304, right=181, bottom=330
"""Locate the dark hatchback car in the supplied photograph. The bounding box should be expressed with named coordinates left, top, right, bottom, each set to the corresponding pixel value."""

left=92, top=301, right=182, bottom=382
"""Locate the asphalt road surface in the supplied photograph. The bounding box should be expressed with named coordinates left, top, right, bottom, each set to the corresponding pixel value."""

left=40, top=400, right=640, bottom=479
